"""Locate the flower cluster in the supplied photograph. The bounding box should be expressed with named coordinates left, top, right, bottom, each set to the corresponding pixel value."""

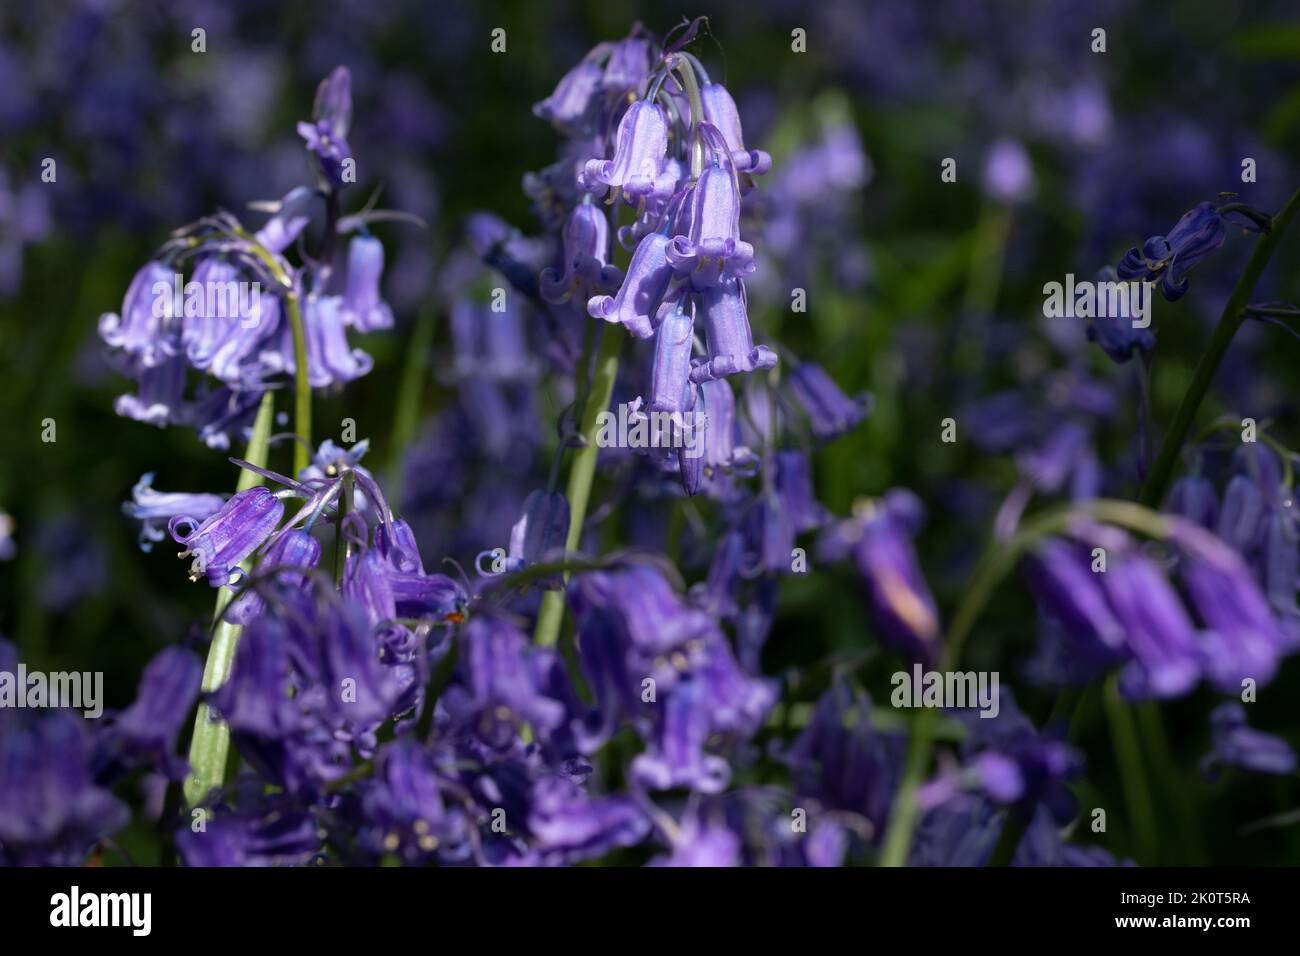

left=10, top=13, right=1300, bottom=873
left=97, top=68, right=396, bottom=450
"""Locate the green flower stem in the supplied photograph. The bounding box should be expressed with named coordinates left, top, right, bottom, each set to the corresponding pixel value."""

left=673, top=56, right=706, bottom=179
left=1140, top=184, right=1300, bottom=509
left=285, top=290, right=312, bottom=476
left=877, top=499, right=1170, bottom=867
left=333, top=471, right=355, bottom=585
left=183, top=390, right=276, bottom=808
left=1104, top=675, right=1159, bottom=862
left=534, top=326, right=624, bottom=647
left=963, top=202, right=1011, bottom=316
left=231, top=225, right=313, bottom=476
left=387, top=305, right=437, bottom=501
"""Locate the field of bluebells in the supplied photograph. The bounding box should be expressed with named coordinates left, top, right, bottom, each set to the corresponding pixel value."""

left=2, top=0, right=1300, bottom=871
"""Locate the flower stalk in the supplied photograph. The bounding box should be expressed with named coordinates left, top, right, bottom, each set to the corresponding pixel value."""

left=1140, top=184, right=1300, bottom=509
left=183, top=389, right=276, bottom=807
left=534, top=326, right=624, bottom=647
left=877, top=499, right=1170, bottom=866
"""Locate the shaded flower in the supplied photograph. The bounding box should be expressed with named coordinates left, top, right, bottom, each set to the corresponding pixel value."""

left=982, top=139, right=1035, bottom=203
left=785, top=362, right=871, bottom=440
left=98, top=260, right=178, bottom=371
left=587, top=232, right=675, bottom=340
left=1201, top=702, right=1297, bottom=777
left=1086, top=266, right=1155, bottom=364
left=819, top=493, right=941, bottom=663
left=540, top=202, right=621, bottom=304
left=298, top=66, right=353, bottom=191
left=95, top=647, right=203, bottom=783
left=1117, top=202, right=1226, bottom=301
left=532, top=58, right=603, bottom=132
left=340, top=234, right=394, bottom=332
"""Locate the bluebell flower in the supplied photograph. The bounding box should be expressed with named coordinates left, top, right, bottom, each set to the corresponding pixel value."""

left=1023, top=538, right=1127, bottom=676
left=773, top=450, right=829, bottom=533
left=180, top=257, right=243, bottom=369
left=632, top=677, right=733, bottom=793
left=113, top=353, right=187, bottom=427
left=187, top=385, right=268, bottom=451
left=442, top=615, right=573, bottom=747
left=819, top=492, right=942, bottom=664
left=1086, top=266, right=1155, bottom=363
left=169, top=485, right=285, bottom=587
left=527, top=775, right=650, bottom=865
left=587, top=231, right=675, bottom=340
left=692, top=376, right=757, bottom=480
left=539, top=202, right=622, bottom=305
left=176, top=787, right=320, bottom=866
left=504, top=489, right=570, bottom=579
left=340, top=234, right=394, bottom=332
left=1102, top=550, right=1202, bottom=699
left=1215, top=474, right=1268, bottom=555
left=982, top=139, right=1035, bottom=203
left=1171, top=519, right=1290, bottom=692
left=122, top=472, right=225, bottom=552
left=298, top=67, right=353, bottom=191
left=690, top=530, right=747, bottom=621
left=372, top=519, right=467, bottom=624
left=343, top=547, right=398, bottom=627
left=447, top=290, right=539, bottom=384
left=532, top=58, right=603, bottom=133
left=225, top=528, right=322, bottom=626
left=700, top=83, right=771, bottom=175
left=352, top=741, right=468, bottom=864
left=783, top=681, right=902, bottom=836
left=600, top=35, right=652, bottom=91
left=647, top=294, right=696, bottom=414
left=253, top=187, right=315, bottom=254
left=98, top=260, right=178, bottom=371
left=210, top=592, right=401, bottom=795
left=667, top=162, right=756, bottom=287
left=267, top=294, right=373, bottom=388
left=785, top=362, right=871, bottom=441
left=1202, top=702, right=1297, bottom=777
left=926, top=690, right=1080, bottom=822
left=581, top=100, right=669, bottom=200
left=1117, top=201, right=1227, bottom=301
left=1164, top=475, right=1219, bottom=528
left=0, top=643, right=129, bottom=865
left=691, top=276, right=777, bottom=383
left=95, top=647, right=203, bottom=784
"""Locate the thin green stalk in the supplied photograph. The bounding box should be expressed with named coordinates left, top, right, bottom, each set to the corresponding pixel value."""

left=673, top=55, right=706, bottom=178
left=1136, top=699, right=1206, bottom=864
left=183, top=391, right=276, bottom=807
left=333, top=471, right=355, bottom=585
left=534, top=326, right=623, bottom=647
left=1104, top=675, right=1158, bottom=862
left=387, top=305, right=437, bottom=501
left=285, top=291, right=312, bottom=476
left=230, top=225, right=311, bottom=474
left=963, top=202, right=1011, bottom=317
left=1140, top=185, right=1300, bottom=508
left=877, top=499, right=1170, bottom=866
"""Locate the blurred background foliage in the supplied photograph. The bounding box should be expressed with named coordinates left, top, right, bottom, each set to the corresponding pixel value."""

left=2, top=0, right=1300, bottom=864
